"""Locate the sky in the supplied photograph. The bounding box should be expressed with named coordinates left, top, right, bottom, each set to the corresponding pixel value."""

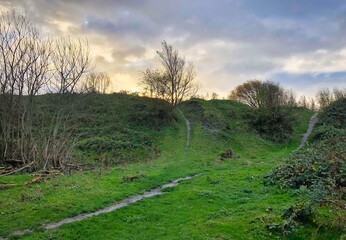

left=1, top=0, right=346, bottom=98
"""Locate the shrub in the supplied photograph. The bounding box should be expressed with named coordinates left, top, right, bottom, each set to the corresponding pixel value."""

left=265, top=99, right=346, bottom=234
left=317, top=98, right=346, bottom=129
left=250, top=108, right=293, bottom=143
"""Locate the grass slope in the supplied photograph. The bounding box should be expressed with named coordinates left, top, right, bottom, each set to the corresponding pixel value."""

left=0, top=95, right=334, bottom=239
left=34, top=93, right=174, bottom=166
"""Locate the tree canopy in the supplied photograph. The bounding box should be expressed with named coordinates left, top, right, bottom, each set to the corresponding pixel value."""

left=228, top=80, right=285, bottom=109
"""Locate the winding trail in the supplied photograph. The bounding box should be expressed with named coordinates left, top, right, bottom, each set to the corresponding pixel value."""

left=178, top=109, right=191, bottom=149
left=298, top=113, right=318, bottom=150
left=45, top=175, right=198, bottom=229
left=9, top=175, right=199, bottom=238
left=6, top=109, right=196, bottom=239
left=3, top=112, right=318, bottom=239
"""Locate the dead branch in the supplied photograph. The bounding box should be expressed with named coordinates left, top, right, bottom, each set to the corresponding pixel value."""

left=0, top=184, right=17, bottom=190
left=24, top=169, right=62, bottom=185
left=0, top=161, right=34, bottom=176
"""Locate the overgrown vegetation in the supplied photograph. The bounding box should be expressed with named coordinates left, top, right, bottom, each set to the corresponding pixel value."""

left=266, top=98, right=346, bottom=234
left=249, top=108, right=293, bottom=143
left=316, top=88, right=346, bottom=110
left=1, top=96, right=342, bottom=239
left=0, top=10, right=92, bottom=171
left=0, top=93, right=173, bottom=174
left=228, top=80, right=295, bottom=142
left=0, top=6, right=345, bottom=240
left=37, top=93, right=174, bottom=166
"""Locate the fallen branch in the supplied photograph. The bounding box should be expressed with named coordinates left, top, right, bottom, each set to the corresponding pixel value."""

left=0, top=184, right=17, bottom=190
left=5, top=159, right=24, bottom=165
left=25, top=170, right=62, bottom=185
left=0, top=161, right=34, bottom=176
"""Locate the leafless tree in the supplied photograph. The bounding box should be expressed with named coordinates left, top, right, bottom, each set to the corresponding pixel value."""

left=316, top=88, right=334, bottom=110
left=284, top=89, right=297, bottom=108
left=308, top=97, right=317, bottom=111
left=298, top=95, right=308, bottom=108
left=141, top=41, right=199, bottom=107
left=333, top=87, right=346, bottom=101
left=0, top=9, right=82, bottom=171
left=83, top=71, right=112, bottom=93
left=51, top=36, right=91, bottom=94
left=228, top=80, right=285, bottom=109
left=141, top=69, right=168, bottom=98
left=211, top=92, right=219, bottom=100
left=0, top=9, right=47, bottom=164
left=228, top=80, right=262, bottom=107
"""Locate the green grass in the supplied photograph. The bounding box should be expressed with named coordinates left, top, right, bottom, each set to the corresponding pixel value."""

left=1, top=96, right=340, bottom=239
left=33, top=93, right=175, bottom=165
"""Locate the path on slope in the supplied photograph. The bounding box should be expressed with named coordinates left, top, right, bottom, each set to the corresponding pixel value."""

left=178, top=108, right=191, bottom=149
left=298, top=113, right=318, bottom=150
left=5, top=112, right=319, bottom=239
left=7, top=109, right=195, bottom=239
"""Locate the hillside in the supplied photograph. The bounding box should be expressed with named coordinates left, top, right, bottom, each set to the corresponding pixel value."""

left=33, top=93, right=174, bottom=167
left=1, top=94, right=342, bottom=239
left=266, top=98, right=346, bottom=236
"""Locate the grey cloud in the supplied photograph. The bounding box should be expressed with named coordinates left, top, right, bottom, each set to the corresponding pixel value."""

left=240, top=0, right=346, bottom=18
left=112, top=46, right=147, bottom=62
left=269, top=71, right=346, bottom=97
left=221, top=60, right=278, bottom=75
left=2, top=0, right=346, bottom=96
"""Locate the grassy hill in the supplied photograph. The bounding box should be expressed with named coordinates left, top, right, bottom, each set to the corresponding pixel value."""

left=266, top=98, right=346, bottom=236
left=1, top=94, right=343, bottom=239
left=33, top=93, right=174, bottom=167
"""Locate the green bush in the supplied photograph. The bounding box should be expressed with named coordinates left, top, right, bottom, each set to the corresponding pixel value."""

left=317, top=98, right=346, bottom=129
left=266, top=129, right=345, bottom=190
left=265, top=99, right=346, bottom=234
left=250, top=108, right=293, bottom=143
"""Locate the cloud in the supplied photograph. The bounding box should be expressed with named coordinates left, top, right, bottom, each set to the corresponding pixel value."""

left=270, top=71, right=346, bottom=97
left=112, top=46, right=147, bottom=63
left=281, top=48, right=346, bottom=73
left=1, top=0, right=346, bottom=97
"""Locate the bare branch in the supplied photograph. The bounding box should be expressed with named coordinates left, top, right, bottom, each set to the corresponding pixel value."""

left=141, top=41, right=198, bottom=107
left=51, top=36, right=91, bottom=93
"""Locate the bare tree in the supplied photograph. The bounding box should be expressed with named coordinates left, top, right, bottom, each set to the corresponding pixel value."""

left=211, top=92, right=219, bottom=100
left=228, top=80, right=262, bottom=107
left=51, top=36, right=91, bottom=94
left=284, top=89, right=297, bottom=108
left=24, top=38, right=53, bottom=97
left=83, top=71, right=112, bottom=93
left=0, top=9, right=84, bottom=171
left=141, top=41, right=198, bottom=107
left=228, top=80, right=285, bottom=109
left=316, top=88, right=334, bottom=110
left=308, top=97, right=317, bottom=111
left=141, top=69, right=168, bottom=98
left=230, top=80, right=294, bottom=143
left=333, top=87, right=346, bottom=101
left=0, top=9, right=47, bottom=164
left=298, top=95, right=308, bottom=108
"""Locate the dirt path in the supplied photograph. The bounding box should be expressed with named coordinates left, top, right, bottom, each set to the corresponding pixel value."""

left=5, top=112, right=196, bottom=239
left=3, top=112, right=318, bottom=239
left=178, top=109, right=191, bottom=149
left=298, top=113, right=318, bottom=150
left=8, top=175, right=199, bottom=238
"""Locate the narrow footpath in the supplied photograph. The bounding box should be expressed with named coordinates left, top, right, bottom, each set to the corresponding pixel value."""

left=178, top=109, right=191, bottom=149
left=6, top=110, right=196, bottom=239
left=298, top=113, right=318, bottom=149
left=4, top=112, right=319, bottom=239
